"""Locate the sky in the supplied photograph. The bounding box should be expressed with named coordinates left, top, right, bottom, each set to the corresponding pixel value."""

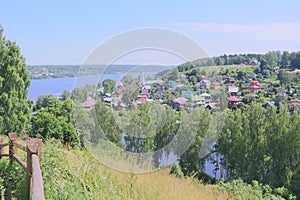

left=1, top=0, right=300, bottom=65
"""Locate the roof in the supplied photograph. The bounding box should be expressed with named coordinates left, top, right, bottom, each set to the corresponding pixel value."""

left=246, top=93, right=259, bottom=98
left=248, top=84, right=261, bottom=89
left=200, top=93, right=211, bottom=97
left=80, top=99, right=96, bottom=110
left=173, top=97, right=188, bottom=105
left=227, top=96, right=242, bottom=102
left=191, top=95, right=204, bottom=101
left=291, top=99, right=300, bottom=105
left=228, top=85, right=239, bottom=93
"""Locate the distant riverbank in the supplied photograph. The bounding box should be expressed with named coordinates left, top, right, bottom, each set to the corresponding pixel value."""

left=28, top=72, right=158, bottom=102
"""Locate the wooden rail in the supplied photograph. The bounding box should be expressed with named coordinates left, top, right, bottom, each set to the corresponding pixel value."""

left=0, top=132, right=44, bottom=200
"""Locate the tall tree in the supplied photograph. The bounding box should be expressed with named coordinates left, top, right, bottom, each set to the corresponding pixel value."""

left=0, top=25, right=31, bottom=134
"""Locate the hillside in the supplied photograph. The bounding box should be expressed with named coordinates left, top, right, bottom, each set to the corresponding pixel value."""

left=0, top=138, right=292, bottom=200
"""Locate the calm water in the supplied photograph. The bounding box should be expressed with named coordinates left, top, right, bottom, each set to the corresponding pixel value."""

left=29, top=74, right=126, bottom=102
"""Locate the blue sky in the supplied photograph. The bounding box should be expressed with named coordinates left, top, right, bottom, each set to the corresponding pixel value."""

left=1, top=0, right=300, bottom=65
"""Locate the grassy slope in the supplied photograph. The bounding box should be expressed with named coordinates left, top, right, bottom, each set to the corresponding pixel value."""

left=41, top=140, right=229, bottom=200
left=0, top=138, right=289, bottom=199
left=182, top=65, right=259, bottom=75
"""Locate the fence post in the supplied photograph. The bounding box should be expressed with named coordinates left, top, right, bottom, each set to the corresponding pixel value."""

left=0, top=138, right=3, bottom=159
left=26, top=139, right=43, bottom=200
left=8, top=132, right=17, bottom=165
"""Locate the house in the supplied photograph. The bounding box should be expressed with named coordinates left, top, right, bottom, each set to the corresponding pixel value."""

left=200, top=80, right=211, bottom=89
left=249, top=60, right=260, bottom=66
left=263, top=101, right=275, bottom=109
left=290, top=99, right=300, bottom=113
left=248, top=80, right=261, bottom=93
left=172, top=97, right=188, bottom=110
left=211, top=82, right=221, bottom=89
left=181, top=90, right=194, bottom=98
left=168, top=80, right=177, bottom=88
left=227, top=96, right=242, bottom=108
left=197, top=75, right=208, bottom=82
left=80, top=99, right=96, bottom=110
left=180, top=74, right=187, bottom=79
left=228, top=86, right=239, bottom=96
left=199, top=93, right=211, bottom=104
left=245, top=93, right=259, bottom=98
left=103, top=97, right=113, bottom=103
left=141, top=85, right=151, bottom=95
left=191, top=95, right=205, bottom=107
left=224, top=77, right=235, bottom=84
left=137, top=94, right=147, bottom=104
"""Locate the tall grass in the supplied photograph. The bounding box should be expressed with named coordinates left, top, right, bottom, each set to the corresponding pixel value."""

left=41, top=140, right=229, bottom=200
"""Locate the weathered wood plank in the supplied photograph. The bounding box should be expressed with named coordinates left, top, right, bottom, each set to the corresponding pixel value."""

left=30, top=154, right=45, bottom=200
left=26, top=139, right=42, bottom=154
left=8, top=132, right=17, bottom=141
left=13, top=154, right=27, bottom=169
left=0, top=142, right=9, bottom=148
left=13, top=141, right=26, bottom=152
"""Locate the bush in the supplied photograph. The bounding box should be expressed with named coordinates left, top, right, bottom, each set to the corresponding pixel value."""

left=169, top=163, right=184, bottom=178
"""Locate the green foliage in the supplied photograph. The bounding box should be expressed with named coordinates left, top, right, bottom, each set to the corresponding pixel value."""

left=121, top=75, right=140, bottom=105
left=0, top=26, right=31, bottom=135
left=0, top=159, right=26, bottom=199
left=216, top=104, right=300, bottom=198
left=94, top=102, right=122, bottom=145
left=102, top=79, right=116, bottom=94
left=31, top=95, right=80, bottom=146
left=170, top=163, right=184, bottom=178
left=220, top=179, right=296, bottom=200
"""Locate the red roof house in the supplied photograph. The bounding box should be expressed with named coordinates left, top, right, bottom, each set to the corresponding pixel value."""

left=227, top=96, right=242, bottom=108
left=248, top=80, right=261, bottom=92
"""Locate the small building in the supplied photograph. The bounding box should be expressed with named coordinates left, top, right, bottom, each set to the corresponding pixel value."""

left=199, top=93, right=211, bottom=104
left=142, top=85, right=151, bottom=95
left=172, top=97, right=188, bottom=110
left=80, top=99, right=96, bottom=110
left=245, top=93, right=259, bottom=98
left=227, top=96, right=242, bottom=108
left=224, top=77, right=235, bottom=84
left=228, top=86, right=239, bottom=96
left=168, top=80, right=177, bottom=88
left=211, top=82, right=221, bottom=89
left=199, top=80, right=211, bottom=89
left=248, top=80, right=261, bottom=93
left=191, top=95, right=205, bottom=107
left=181, top=90, right=194, bottom=98
left=137, top=94, right=147, bottom=104
left=249, top=60, right=260, bottom=66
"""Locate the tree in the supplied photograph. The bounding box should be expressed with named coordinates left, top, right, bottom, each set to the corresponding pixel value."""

left=31, top=95, right=80, bottom=146
left=260, top=51, right=281, bottom=72
left=103, top=79, right=116, bottom=93
left=62, top=90, right=71, bottom=100
left=168, top=69, right=179, bottom=81
left=0, top=25, right=31, bottom=135
left=278, top=70, right=292, bottom=85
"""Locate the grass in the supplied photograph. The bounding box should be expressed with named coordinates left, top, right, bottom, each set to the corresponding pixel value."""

left=41, top=139, right=230, bottom=200
left=183, top=65, right=259, bottom=76
left=0, top=137, right=293, bottom=199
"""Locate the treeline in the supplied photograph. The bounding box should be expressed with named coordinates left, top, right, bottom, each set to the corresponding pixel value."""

left=177, top=54, right=262, bottom=72
left=215, top=104, right=300, bottom=198
left=28, top=65, right=135, bottom=79
left=177, top=51, right=300, bottom=74
left=89, top=102, right=299, bottom=198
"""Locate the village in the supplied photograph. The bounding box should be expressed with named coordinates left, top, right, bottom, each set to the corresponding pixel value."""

left=79, top=62, right=300, bottom=114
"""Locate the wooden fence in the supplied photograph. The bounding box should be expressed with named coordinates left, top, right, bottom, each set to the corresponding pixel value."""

left=0, top=132, right=44, bottom=200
